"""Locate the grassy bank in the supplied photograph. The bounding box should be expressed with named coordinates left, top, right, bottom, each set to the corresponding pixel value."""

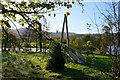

left=2, top=51, right=111, bottom=79
left=83, top=54, right=112, bottom=76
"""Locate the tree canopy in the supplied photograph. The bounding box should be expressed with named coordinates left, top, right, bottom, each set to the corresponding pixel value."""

left=1, top=0, right=82, bottom=29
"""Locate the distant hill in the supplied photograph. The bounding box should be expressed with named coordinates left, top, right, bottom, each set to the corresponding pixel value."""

left=10, top=28, right=27, bottom=33
left=10, top=28, right=101, bottom=38
left=10, top=28, right=27, bottom=37
left=75, top=34, right=101, bottom=38
left=49, top=32, right=76, bottom=36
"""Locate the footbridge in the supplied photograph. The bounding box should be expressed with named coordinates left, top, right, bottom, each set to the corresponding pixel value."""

left=60, top=12, right=86, bottom=64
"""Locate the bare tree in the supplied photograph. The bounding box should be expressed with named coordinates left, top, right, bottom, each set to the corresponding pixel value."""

left=96, top=1, right=120, bottom=79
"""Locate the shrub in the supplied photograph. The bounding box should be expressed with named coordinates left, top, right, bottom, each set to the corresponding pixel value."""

left=46, top=41, right=65, bottom=70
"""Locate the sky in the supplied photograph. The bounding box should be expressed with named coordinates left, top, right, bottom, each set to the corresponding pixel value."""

left=46, top=1, right=117, bottom=34
left=2, top=0, right=119, bottom=34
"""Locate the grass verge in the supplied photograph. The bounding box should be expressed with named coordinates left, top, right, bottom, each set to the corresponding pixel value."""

left=2, top=51, right=111, bottom=79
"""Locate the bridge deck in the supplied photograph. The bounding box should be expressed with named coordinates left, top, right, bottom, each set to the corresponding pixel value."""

left=62, top=46, right=86, bottom=64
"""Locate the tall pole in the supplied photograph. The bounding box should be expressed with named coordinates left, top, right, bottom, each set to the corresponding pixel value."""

left=61, top=12, right=70, bottom=48
left=65, top=15, right=69, bottom=48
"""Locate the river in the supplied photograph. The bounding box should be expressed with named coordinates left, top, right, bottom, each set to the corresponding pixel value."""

left=0, top=47, right=48, bottom=52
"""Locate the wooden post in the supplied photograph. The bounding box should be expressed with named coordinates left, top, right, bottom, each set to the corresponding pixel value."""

left=61, top=13, right=70, bottom=48
left=65, top=15, right=69, bottom=48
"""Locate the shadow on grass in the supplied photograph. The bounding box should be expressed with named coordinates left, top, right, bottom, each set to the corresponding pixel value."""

left=2, top=51, right=45, bottom=78
left=51, top=67, right=96, bottom=79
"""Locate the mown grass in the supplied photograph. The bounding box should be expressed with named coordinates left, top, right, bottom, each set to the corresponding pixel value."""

left=2, top=51, right=111, bottom=79
left=83, top=54, right=112, bottom=75
left=2, top=51, right=50, bottom=78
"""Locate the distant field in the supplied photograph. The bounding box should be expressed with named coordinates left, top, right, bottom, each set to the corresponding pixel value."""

left=2, top=51, right=112, bottom=79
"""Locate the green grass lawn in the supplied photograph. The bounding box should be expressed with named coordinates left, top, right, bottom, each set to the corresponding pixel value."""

left=2, top=51, right=112, bottom=79
left=83, top=54, right=112, bottom=76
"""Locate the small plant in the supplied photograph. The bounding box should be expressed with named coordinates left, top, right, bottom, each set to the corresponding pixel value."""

left=46, top=41, right=65, bottom=70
